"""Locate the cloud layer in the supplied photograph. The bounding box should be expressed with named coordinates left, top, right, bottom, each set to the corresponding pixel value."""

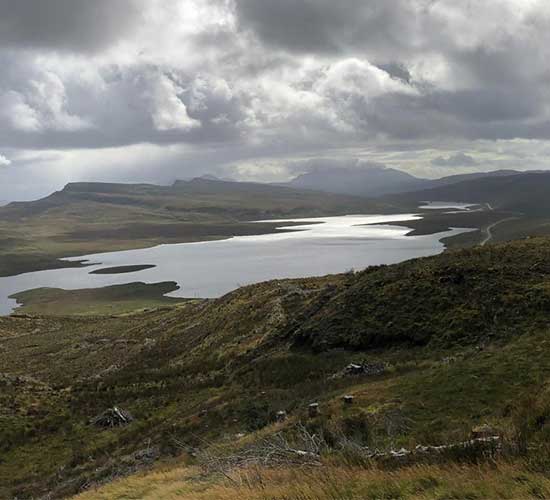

left=432, top=153, right=478, bottom=167
left=1, top=0, right=550, bottom=199
left=0, top=0, right=143, bottom=52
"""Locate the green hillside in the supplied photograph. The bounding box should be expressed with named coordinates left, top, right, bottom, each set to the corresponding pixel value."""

left=4, top=238, right=550, bottom=498
left=392, top=172, right=550, bottom=216
left=10, top=282, right=187, bottom=316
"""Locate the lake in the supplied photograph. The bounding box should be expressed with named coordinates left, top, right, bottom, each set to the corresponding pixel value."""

left=0, top=214, right=472, bottom=315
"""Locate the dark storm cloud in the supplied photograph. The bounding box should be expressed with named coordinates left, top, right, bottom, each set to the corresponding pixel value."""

left=234, top=0, right=421, bottom=57
left=376, top=62, right=412, bottom=84
left=233, top=0, right=550, bottom=141
left=426, top=88, right=542, bottom=123
left=0, top=0, right=143, bottom=52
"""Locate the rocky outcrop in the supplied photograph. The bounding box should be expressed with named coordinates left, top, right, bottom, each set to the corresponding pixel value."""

left=331, top=360, right=386, bottom=379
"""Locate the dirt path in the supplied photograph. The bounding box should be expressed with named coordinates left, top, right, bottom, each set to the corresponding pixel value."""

left=481, top=217, right=519, bottom=246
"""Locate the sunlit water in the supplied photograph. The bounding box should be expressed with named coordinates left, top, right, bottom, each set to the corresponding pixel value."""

left=420, top=202, right=477, bottom=210
left=0, top=214, right=473, bottom=315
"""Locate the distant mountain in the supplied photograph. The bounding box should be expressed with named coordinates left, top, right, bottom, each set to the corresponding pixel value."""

left=198, top=174, right=222, bottom=181
left=285, top=166, right=524, bottom=198
left=2, top=178, right=387, bottom=222
left=285, top=165, right=427, bottom=197
left=392, top=171, right=550, bottom=216
left=169, top=177, right=384, bottom=207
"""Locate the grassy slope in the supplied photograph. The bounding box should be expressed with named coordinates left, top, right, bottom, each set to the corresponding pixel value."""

left=0, top=179, right=387, bottom=277
left=4, top=239, right=550, bottom=497
left=289, top=237, right=550, bottom=350
left=10, top=282, right=188, bottom=316
left=76, top=463, right=550, bottom=500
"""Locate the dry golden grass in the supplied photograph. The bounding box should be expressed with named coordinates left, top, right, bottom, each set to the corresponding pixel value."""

left=75, top=461, right=550, bottom=500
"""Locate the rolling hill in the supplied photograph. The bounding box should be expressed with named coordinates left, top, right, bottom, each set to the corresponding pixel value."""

left=427, top=169, right=523, bottom=190
left=391, top=171, right=550, bottom=215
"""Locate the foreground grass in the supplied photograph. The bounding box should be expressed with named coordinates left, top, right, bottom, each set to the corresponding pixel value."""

left=76, top=462, right=550, bottom=500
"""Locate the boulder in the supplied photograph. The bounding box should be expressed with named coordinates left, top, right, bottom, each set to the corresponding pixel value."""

left=332, top=360, right=386, bottom=379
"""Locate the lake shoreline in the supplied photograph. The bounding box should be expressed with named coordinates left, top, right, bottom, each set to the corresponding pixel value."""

left=0, top=212, right=477, bottom=316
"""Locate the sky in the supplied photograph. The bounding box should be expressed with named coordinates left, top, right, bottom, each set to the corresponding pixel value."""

left=1, top=0, right=550, bottom=200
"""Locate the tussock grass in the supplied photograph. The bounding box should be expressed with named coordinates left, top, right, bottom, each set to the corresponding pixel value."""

left=75, top=462, right=550, bottom=500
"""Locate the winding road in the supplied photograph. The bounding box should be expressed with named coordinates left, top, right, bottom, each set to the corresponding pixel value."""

left=477, top=202, right=518, bottom=246
left=481, top=217, right=519, bottom=246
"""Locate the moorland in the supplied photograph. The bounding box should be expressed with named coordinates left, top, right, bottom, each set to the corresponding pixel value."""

left=3, top=238, right=550, bottom=498
left=4, top=173, right=550, bottom=499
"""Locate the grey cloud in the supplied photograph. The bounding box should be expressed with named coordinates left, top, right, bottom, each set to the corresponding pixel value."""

left=344, top=86, right=550, bottom=143
left=0, top=154, right=10, bottom=166
left=286, top=158, right=386, bottom=176
left=376, top=62, right=412, bottom=84
left=3, top=0, right=550, bottom=196
left=426, top=88, right=542, bottom=123
left=234, top=0, right=421, bottom=57
left=0, top=0, right=143, bottom=53
left=2, top=0, right=550, bottom=153
left=431, top=153, right=478, bottom=167
left=0, top=59, right=246, bottom=150
left=234, top=0, right=550, bottom=139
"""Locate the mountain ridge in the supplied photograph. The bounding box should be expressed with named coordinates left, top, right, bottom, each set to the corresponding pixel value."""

left=283, top=166, right=525, bottom=197
left=390, top=171, right=550, bottom=216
